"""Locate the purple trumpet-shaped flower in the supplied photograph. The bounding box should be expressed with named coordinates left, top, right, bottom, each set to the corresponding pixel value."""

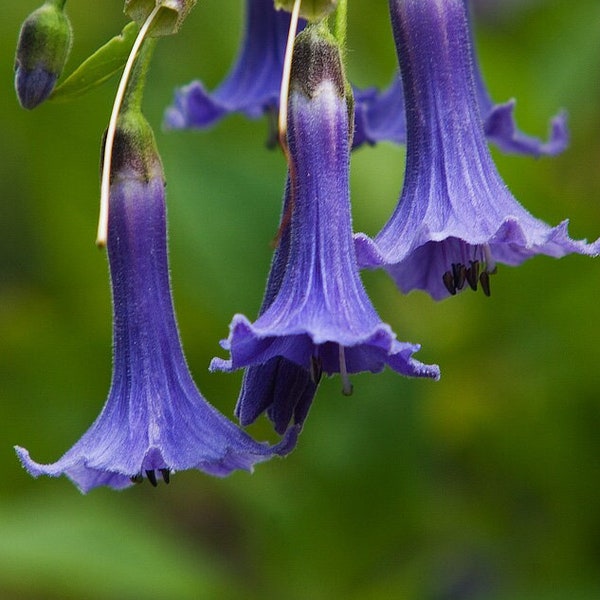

left=235, top=180, right=319, bottom=436
left=357, top=0, right=567, bottom=157
left=15, top=113, right=296, bottom=493
left=165, top=0, right=304, bottom=130
left=355, top=0, right=598, bottom=301
left=211, top=25, right=440, bottom=396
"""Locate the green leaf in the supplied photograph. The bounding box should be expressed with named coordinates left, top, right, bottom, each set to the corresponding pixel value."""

left=50, top=21, right=139, bottom=102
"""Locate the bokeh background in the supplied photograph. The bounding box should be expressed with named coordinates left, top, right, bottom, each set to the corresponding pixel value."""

left=1, top=1, right=600, bottom=598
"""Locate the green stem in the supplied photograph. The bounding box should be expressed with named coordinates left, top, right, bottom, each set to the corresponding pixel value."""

left=121, top=38, right=157, bottom=114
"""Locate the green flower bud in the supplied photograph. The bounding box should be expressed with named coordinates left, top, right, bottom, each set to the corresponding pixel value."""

left=124, top=0, right=197, bottom=37
left=275, top=0, right=338, bottom=22
left=14, top=0, right=72, bottom=109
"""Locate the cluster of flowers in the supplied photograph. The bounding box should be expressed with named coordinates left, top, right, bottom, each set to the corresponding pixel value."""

left=14, top=0, right=598, bottom=493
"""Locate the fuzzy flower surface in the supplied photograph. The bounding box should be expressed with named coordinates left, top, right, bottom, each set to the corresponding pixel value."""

left=357, top=0, right=568, bottom=157
left=355, top=0, right=598, bottom=301
left=15, top=117, right=295, bottom=493
left=211, top=26, right=440, bottom=394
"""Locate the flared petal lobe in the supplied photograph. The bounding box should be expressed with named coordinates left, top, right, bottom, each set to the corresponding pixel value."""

left=211, top=25, right=439, bottom=403
left=16, top=117, right=295, bottom=493
left=355, top=0, right=598, bottom=301
left=357, top=0, right=568, bottom=156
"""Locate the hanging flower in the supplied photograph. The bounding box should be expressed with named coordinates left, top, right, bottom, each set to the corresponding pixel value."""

left=211, top=24, right=440, bottom=406
left=15, top=110, right=296, bottom=493
left=355, top=0, right=598, bottom=301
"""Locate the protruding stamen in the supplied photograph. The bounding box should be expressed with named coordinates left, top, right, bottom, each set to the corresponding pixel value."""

left=442, top=270, right=457, bottom=295
left=479, top=271, right=491, bottom=296
left=465, top=260, right=480, bottom=291
left=310, top=355, right=323, bottom=385
left=145, top=469, right=158, bottom=487
left=160, top=468, right=171, bottom=484
left=130, top=473, right=143, bottom=484
left=482, top=244, right=496, bottom=274
left=452, top=263, right=466, bottom=290
left=338, top=345, right=353, bottom=396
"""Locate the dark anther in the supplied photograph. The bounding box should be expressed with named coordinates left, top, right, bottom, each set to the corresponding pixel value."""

left=145, top=469, right=158, bottom=487
left=442, top=270, right=457, bottom=295
left=160, top=469, right=171, bottom=484
left=310, top=356, right=323, bottom=385
left=465, top=260, right=480, bottom=291
left=130, top=473, right=143, bottom=484
left=452, top=263, right=466, bottom=291
left=479, top=271, right=491, bottom=297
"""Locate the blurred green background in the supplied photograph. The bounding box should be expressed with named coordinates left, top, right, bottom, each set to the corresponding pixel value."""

left=1, top=1, right=600, bottom=598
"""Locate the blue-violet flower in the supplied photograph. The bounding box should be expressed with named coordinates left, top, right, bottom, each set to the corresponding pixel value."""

left=211, top=24, right=440, bottom=399
left=355, top=0, right=598, bottom=301
left=357, top=0, right=568, bottom=157
left=15, top=109, right=296, bottom=493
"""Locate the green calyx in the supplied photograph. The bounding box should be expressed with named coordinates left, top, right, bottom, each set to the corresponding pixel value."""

left=15, top=0, right=72, bottom=74
left=290, top=21, right=345, bottom=98
left=275, top=0, right=338, bottom=22
left=124, top=0, right=197, bottom=37
left=110, top=108, right=163, bottom=184
left=290, top=21, right=354, bottom=142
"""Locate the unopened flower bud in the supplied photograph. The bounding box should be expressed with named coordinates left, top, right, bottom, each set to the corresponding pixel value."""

left=124, top=0, right=197, bottom=37
left=14, top=0, right=72, bottom=109
left=275, top=0, right=338, bottom=22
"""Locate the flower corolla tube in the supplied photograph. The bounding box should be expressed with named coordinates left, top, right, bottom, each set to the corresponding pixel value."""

left=15, top=111, right=296, bottom=493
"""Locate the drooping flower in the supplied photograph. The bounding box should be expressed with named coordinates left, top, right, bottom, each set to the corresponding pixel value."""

left=164, top=0, right=305, bottom=130
left=211, top=23, right=440, bottom=404
left=15, top=107, right=296, bottom=493
left=357, top=0, right=568, bottom=157
left=355, top=0, right=598, bottom=301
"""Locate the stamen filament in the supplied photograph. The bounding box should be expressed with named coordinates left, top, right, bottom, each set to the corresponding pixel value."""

left=96, top=4, right=161, bottom=248
left=338, top=344, right=353, bottom=396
